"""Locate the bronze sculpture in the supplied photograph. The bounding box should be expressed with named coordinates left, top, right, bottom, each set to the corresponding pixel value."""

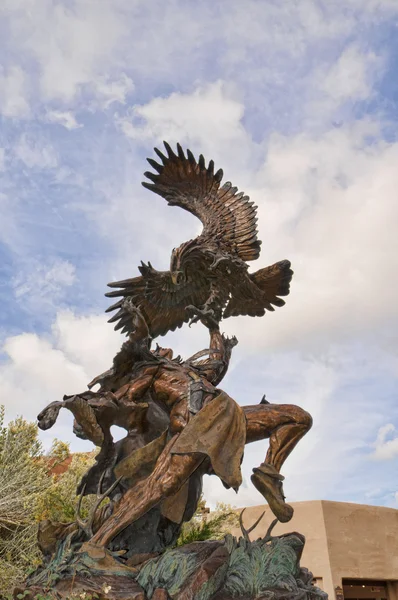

left=105, top=141, right=293, bottom=336
left=19, top=144, right=322, bottom=600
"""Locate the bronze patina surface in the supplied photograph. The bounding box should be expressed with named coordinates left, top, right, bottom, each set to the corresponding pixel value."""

left=19, top=143, right=317, bottom=600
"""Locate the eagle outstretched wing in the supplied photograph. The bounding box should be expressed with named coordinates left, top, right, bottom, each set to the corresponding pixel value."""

left=142, top=141, right=261, bottom=261
left=224, top=259, right=293, bottom=318
left=105, top=262, right=211, bottom=337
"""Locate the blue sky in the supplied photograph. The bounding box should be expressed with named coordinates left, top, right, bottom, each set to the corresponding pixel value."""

left=1, top=0, right=398, bottom=511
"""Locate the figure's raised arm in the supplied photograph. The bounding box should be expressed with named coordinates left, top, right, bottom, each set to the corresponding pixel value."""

left=185, top=307, right=238, bottom=386
left=206, top=329, right=238, bottom=385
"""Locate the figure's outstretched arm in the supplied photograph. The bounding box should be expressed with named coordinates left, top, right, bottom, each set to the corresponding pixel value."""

left=205, top=328, right=238, bottom=385
left=37, top=394, right=108, bottom=447
left=208, top=327, right=234, bottom=362
left=185, top=309, right=238, bottom=385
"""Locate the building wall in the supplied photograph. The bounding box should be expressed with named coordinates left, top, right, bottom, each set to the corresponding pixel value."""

left=227, top=500, right=398, bottom=599
left=322, top=500, right=398, bottom=589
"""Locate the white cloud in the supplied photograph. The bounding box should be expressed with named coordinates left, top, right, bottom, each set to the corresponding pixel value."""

left=221, top=0, right=398, bottom=52
left=3, top=1, right=128, bottom=104
left=93, top=73, right=134, bottom=108
left=364, top=488, right=383, bottom=499
left=117, top=81, right=256, bottom=181
left=372, top=424, right=398, bottom=460
left=0, top=65, right=29, bottom=118
left=52, top=310, right=121, bottom=382
left=220, top=122, right=398, bottom=353
left=0, top=332, right=87, bottom=423
left=118, top=81, right=245, bottom=151
left=0, top=148, right=5, bottom=171
left=320, top=45, right=377, bottom=102
left=0, top=309, right=121, bottom=453
left=12, top=258, right=76, bottom=313
left=14, top=134, right=58, bottom=169
left=2, top=0, right=394, bottom=112
left=305, top=44, right=382, bottom=124
left=0, top=311, right=120, bottom=440
left=46, top=110, right=82, bottom=130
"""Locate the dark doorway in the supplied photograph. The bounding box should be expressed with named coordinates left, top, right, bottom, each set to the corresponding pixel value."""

left=343, top=579, right=388, bottom=600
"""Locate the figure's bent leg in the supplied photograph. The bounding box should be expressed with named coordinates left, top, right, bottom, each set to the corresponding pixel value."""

left=244, top=403, right=312, bottom=523
left=90, top=435, right=205, bottom=548
left=245, top=403, right=312, bottom=471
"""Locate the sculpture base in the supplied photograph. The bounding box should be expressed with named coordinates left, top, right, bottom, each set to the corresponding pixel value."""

left=15, top=532, right=327, bottom=600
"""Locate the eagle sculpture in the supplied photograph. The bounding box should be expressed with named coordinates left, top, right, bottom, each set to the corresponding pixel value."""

left=105, top=142, right=293, bottom=339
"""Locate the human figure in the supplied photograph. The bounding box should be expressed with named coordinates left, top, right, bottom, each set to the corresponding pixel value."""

left=37, top=302, right=312, bottom=554
left=84, top=304, right=312, bottom=549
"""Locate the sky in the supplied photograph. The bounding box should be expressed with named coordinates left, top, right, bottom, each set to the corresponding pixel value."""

left=1, top=0, right=398, bottom=514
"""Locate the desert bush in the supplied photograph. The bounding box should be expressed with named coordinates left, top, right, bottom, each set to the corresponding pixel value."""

left=0, top=407, right=98, bottom=595
left=0, top=406, right=50, bottom=595
left=176, top=499, right=239, bottom=546
left=34, top=446, right=97, bottom=523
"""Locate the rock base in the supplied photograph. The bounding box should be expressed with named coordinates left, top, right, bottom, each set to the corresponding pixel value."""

left=15, top=532, right=328, bottom=600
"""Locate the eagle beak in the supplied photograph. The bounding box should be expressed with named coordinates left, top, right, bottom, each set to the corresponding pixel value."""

left=171, top=271, right=184, bottom=285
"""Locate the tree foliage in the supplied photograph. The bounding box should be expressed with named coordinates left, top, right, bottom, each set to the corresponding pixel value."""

left=0, top=406, right=50, bottom=594
left=0, top=407, right=98, bottom=595
left=176, top=497, right=239, bottom=546
left=35, top=448, right=97, bottom=523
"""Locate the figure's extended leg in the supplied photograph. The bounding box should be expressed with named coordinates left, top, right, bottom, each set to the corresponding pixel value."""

left=89, top=435, right=205, bottom=548
left=244, top=403, right=312, bottom=522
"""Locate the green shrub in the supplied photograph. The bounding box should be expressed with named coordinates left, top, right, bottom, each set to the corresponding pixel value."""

left=0, top=406, right=51, bottom=595
left=34, top=448, right=97, bottom=523
left=176, top=499, right=239, bottom=546
left=0, top=406, right=98, bottom=596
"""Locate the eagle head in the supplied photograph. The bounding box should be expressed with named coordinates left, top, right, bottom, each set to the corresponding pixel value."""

left=170, top=239, right=201, bottom=286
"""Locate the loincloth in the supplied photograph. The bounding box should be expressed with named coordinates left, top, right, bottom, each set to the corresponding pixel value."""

left=171, top=391, right=246, bottom=491
left=114, top=392, right=246, bottom=523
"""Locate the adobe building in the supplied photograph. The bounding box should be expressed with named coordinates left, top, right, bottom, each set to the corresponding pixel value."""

left=228, top=500, right=398, bottom=600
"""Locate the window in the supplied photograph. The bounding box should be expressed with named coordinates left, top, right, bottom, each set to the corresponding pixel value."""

left=312, top=577, right=323, bottom=590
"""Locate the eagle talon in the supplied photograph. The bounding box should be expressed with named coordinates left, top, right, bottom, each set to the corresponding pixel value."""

left=122, top=297, right=139, bottom=314
left=186, top=305, right=200, bottom=327
left=189, top=315, right=200, bottom=327
left=186, top=305, right=219, bottom=329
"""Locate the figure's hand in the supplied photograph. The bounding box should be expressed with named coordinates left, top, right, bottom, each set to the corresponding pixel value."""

left=223, top=334, right=238, bottom=348
left=37, top=401, right=63, bottom=430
